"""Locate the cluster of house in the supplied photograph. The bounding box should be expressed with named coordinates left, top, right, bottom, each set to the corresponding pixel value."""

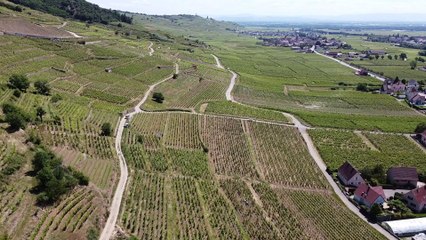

left=367, top=35, right=426, bottom=49
left=325, top=49, right=387, bottom=61
left=382, top=79, right=426, bottom=106
left=338, top=162, right=426, bottom=213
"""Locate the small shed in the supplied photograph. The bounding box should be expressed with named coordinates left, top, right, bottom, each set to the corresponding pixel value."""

left=383, top=217, right=426, bottom=237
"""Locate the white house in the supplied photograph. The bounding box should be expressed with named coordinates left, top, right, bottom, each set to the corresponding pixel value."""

left=337, top=162, right=365, bottom=187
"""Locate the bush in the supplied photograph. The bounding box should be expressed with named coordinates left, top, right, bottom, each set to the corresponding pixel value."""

left=13, top=89, right=21, bottom=98
left=34, top=81, right=51, bottom=95
left=415, top=122, right=426, bottom=133
left=101, top=123, right=112, bottom=136
left=8, top=74, right=29, bottom=92
left=356, top=83, right=368, bottom=92
left=153, top=92, right=165, bottom=103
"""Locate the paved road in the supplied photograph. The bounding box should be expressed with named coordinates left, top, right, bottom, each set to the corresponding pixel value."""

left=214, top=54, right=396, bottom=240
left=311, top=46, right=386, bottom=82
left=99, top=63, right=179, bottom=240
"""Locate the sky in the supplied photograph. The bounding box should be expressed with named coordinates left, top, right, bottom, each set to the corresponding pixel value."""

left=86, top=0, right=426, bottom=22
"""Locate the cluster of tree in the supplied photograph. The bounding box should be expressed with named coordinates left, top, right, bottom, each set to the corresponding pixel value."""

left=32, top=147, right=89, bottom=204
left=361, top=164, right=386, bottom=186
left=0, top=1, right=22, bottom=12
left=7, top=74, right=51, bottom=97
left=2, top=102, right=47, bottom=131
left=419, top=51, right=426, bottom=57
left=8, top=0, right=132, bottom=24
left=101, top=123, right=112, bottom=136
left=2, top=103, right=32, bottom=131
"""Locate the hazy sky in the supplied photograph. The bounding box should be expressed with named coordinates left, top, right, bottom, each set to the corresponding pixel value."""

left=87, top=0, right=426, bottom=19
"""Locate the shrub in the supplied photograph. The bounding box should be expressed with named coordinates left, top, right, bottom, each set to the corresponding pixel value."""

left=153, top=92, right=165, bottom=103
left=34, top=81, right=51, bottom=95
left=13, top=89, right=21, bottom=98
left=51, top=94, right=62, bottom=103
left=356, top=83, right=368, bottom=92
left=101, top=123, right=112, bottom=136
left=415, top=122, right=426, bottom=133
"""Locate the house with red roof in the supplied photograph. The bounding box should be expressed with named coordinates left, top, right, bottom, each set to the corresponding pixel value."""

left=404, top=186, right=426, bottom=213
left=387, top=167, right=418, bottom=188
left=354, top=183, right=386, bottom=208
left=337, top=162, right=365, bottom=187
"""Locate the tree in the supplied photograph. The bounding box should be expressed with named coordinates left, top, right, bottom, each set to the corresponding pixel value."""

left=387, top=55, right=393, bottom=60
left=101, top=123, right=112, bottom=136
left=5, top=112, right=27, bottom=131
left=8, top=74, right=29, bottom=92
left=34, top=81, right=51, bottom=95
left=394, top=55, right=398, bottom=60
left=381, top=55, right=385, bottom=60
left=410, top=60, right=417, bottom=70
left=369, top=204, right=383, bottom=221
left=400, top=53, right=407, bottom=60
left=375, top=55, right=380, bottom=60
left=153, top=92, right=165, bottom=103
left=36, top=107, right=46, bottom=122
left=172, top=73, right=179, bottom=79
left=415, top=122, right=426, bottom=133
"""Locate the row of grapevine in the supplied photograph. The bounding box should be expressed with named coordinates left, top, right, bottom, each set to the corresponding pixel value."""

left=246, top=121, right=329, bottom=189
left=200, top=115, right=258, bottom=179
left=121, top=171, right=167, bottom=239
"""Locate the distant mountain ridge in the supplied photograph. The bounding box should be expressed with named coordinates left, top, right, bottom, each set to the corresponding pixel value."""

left=7, top=0, right=132, bottom=24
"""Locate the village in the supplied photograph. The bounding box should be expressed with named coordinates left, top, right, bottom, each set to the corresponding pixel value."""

left=335, top=160, right=426, bottom=238
left=367, top=34, right=426, bottom=50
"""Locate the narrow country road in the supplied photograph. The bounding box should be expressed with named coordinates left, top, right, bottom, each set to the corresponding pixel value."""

left=213, top=55, right=396, bottom=240
left=311, top=46, right=386, bottom=82
left=148, top=42, right=154, bottom=56
left=99, top=63, right=179, bottom=240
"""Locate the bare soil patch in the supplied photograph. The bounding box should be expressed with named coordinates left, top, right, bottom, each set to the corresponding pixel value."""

left=0, top=17, right=74, bottom=38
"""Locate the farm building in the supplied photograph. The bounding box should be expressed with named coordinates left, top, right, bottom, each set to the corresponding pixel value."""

left=382, top=79, right=406, bottom=95
left=354, top=183, right=386, bottom=208
left=407, top=80, right=420, bottom=92
left=337, top=162, right=365, bottom=187
left=387, top=167, right=418, bottom=188
left=404, top=186, right=426, bottom=213
left=383, top=217, right=426, bottom=237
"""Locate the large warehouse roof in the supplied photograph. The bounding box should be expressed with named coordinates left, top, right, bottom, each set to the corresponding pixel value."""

left=383, top=218, right=426, bottom=237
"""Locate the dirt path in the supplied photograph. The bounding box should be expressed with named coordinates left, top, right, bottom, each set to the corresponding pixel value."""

left=58, top=21, right=82, bottom=38
left=99, top=63, right=179, bottom=240
left=148, top=42, right=154, bottom=56
left=211, top=54, right=225, bottom=69
left=214, top=53, right=396, bottom=240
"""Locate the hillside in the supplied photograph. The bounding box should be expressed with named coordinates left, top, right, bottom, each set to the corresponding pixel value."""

left=7, top=0, right=132, bottom=24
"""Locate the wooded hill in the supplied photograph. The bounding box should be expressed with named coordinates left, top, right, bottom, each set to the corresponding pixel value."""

left=8, top=0, right=132, bottom=24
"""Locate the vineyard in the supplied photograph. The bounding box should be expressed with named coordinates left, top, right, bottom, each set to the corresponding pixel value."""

left=143, top=62, right=231, bottom=111
left=310, top=129, right=426, bottom=173
left=200, top=115, right=259, bottom=179
left=246, top=122, right=329, bottom=189
left=275, top=189, right=387, bottom=240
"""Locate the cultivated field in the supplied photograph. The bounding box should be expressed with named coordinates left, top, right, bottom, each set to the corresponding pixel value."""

left=310, top=129, right=426, bottom=173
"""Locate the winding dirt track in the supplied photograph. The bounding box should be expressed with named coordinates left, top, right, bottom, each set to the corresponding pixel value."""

left=214, top=55, right=396, bottom=240
left=99, top=63, right=179, bottom=240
